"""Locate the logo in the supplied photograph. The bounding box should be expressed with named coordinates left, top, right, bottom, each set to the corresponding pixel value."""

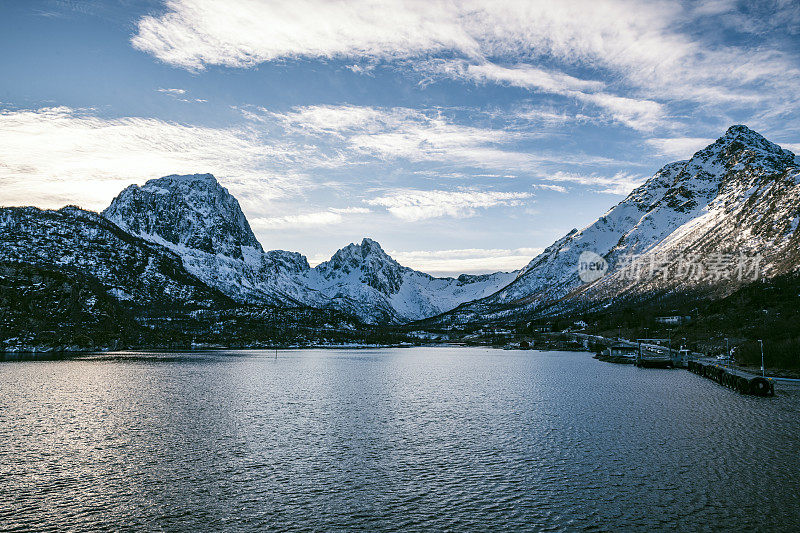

left=578, top=251, right=608, bottom=283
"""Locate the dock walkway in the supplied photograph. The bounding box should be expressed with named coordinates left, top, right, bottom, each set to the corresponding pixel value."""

left=688, top=359, right=774, bottom=396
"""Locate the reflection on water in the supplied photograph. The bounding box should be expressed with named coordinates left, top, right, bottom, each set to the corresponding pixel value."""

left=1, top=347, right=798, bottom=531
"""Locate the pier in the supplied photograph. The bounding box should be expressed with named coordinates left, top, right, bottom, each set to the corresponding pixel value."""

left=575, top=332, right=778, bottom=396
left=688, top=359, right=774, bottom=396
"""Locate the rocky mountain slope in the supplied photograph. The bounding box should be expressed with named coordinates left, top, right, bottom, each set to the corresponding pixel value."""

left=103, top=174, right=516, bottom=323
left=0, top=206, right=393, bottom=351
left=0, top=206, right=230, bottom=311
left=427, top=125, right=800, bottom=325
left=103, top=174, right=316, bottom=306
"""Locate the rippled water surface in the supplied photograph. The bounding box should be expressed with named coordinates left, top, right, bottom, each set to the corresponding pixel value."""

left=1, top=347, right=799, bottom=531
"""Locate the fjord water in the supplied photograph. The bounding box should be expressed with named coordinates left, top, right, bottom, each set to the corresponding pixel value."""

left=1, top=348, right=798, bottom=531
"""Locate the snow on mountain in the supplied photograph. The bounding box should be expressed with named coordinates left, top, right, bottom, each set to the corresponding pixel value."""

left=0, top=205, right=229, bottom=310
left=5, top=126, right=795, bottom=329
left=303, top=238, right=517, bottom=323
left=102, top=174, right=516, bottom=323
left=104, top=173, right=262, bottom=258
left=431, top=125, right=800, bottom=324
left=103, top=173, right=319, bottom=306
left=0, top=205, right=386, bottom=350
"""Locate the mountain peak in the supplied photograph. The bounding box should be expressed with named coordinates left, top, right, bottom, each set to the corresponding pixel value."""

left=137, top=173, right=222, bottom=193
left=724, top=124, right=759, bottom=137
left=327, top=238, right=394, bottom=265
left=103, top=173, right=263, bottom=259
left=694, top=125, right=795, bottom=170
left=359, top=237, right=386, bottom=255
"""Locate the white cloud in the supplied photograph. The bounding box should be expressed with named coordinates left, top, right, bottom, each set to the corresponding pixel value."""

left=464, top=62, right=604, bottom=93
left=273, top=104, right=391, bottom=136
left=388, top=247, right=542, bottom=275
left=645, top=137, right=715, bottom=158
left=544, top=171, right=645, bottom=195
left=366, top=188, right=531, bottom=221
left=780, top=142, right=800, bottom=154
left=272, top=104, right=536, bottom=169
left=532, top=183, right=568, bottom=193
left=157, top=87, right=186, bottom=94
left=251, top=206, right=371, bottom=229
left=132, top=0, right=479, bottom=70
left=252, top=211, right=342, bottom=229
left=574, top=92, right=666, bottom=131
left=132, top=0, right=800, bottom=125
left=131, top=0, right=685, bottom=75
left=329, top=207, right=371, bottom=214
left=0, top=106, right=315, bottom=210
left=267, top=104, right=623, bottom=172
left=436, top=61, right=667, bottom=131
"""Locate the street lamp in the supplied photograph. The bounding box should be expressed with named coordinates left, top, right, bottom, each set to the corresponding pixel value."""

left=759, top=339, right=764, bottom=377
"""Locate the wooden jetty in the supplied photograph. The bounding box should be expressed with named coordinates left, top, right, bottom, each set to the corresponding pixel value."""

left=688, top=359, right=774, bottom=396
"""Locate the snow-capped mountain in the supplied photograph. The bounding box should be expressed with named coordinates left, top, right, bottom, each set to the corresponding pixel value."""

left=0, top=205, right=384, bottom=350
left=102, top=173, right=516, bottom=323
left=10, top=125, right=793, bottom=332
left=431, top=125, right=800, bottom=324
left=103, top=173, right=262, bottom=259
left=103, top=173, right=322, bottom=306
left=302, top=238, right=516, bottom=323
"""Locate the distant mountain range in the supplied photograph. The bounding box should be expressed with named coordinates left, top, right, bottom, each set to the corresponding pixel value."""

left=1, top=125, right=798, bottom=349
left=102, top=173, right=516, bottom=323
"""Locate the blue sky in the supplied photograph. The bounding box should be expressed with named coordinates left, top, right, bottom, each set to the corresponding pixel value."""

left=1, top=0, right=799, bottom=275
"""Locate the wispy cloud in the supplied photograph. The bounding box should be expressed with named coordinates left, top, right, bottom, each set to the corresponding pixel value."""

left=0, top=106, right=316, bottom=210
left=431, top=60, right=666, bottom=131
left=543, top=171, right=645, bottom=195
left=252, top=206, right=373, bottom=229
left=157, top=87, right=186, bottom=95
left=532, top=183, right=568, bottom=193
left=366, top=188, right=531, bottom=221
left=266, top=104, right=625, bottom=172
left=388, top=247, right=542, bottom=275
left=645, top=137, right=716, bottom=158
left=132, top=0, right=800, bottom=131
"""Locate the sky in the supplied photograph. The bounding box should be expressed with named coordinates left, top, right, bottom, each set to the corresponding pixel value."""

left=1, top=0, right=799, bottom=276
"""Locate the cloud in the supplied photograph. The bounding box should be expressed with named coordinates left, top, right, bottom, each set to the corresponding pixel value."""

left=544, top=171, right=645, bottom=195
left=645, top=137, right=716, bottom=158
left=251, top=206, right=371, bottom=229
left=132, top=0, right=479, bottom=70
left=779, top=142, right=800, bottom=154
left=463, top=62, right=604, bottom=93
left=267, top=104, right=624, bottom=172
left=157, top=87, right=186, bottom=94
left=532, top=183, right=568, bottom=193
left=131, top=0, right=684, bottom=74
left=436, top=61, right=667, bottom=131
left=388, top=247, right=543, bottom=276
left=273, top=104, right=391, bottom=136
left=329, top=207, right=371, bottom=214
left=366, top=188, right=531, bottom=221
left=252, top=211, right=339, bottom=229
left=272, top=104, right=538, bottom=170
left=132, top=0, right=800, bottom=129
left=0, top=106, right=316, bottom=210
